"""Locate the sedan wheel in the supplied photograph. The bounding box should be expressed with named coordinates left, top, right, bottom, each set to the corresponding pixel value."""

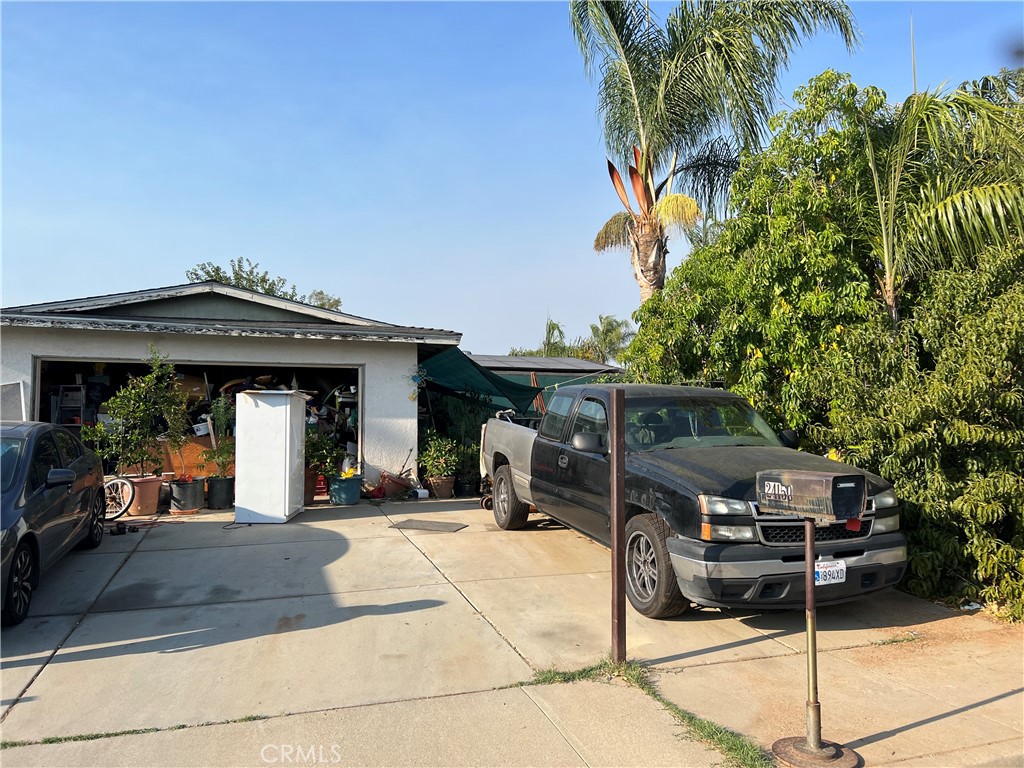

left=79, top=490, right=105, bottom=550
left=2, top=541, right=36, bottom=626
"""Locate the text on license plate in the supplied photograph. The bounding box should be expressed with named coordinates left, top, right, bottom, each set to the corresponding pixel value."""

left=815, top=560, right=846, bottom=586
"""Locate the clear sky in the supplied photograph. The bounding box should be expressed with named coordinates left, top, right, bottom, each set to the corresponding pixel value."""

left=3, top=1, right=1021, bottom=354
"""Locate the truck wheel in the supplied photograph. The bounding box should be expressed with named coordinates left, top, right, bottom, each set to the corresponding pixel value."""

left=624, top=514, right=688, bottom=618
left=493, top=465, right=529, bottom=530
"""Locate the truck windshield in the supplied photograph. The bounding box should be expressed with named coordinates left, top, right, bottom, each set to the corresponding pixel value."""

left=624, top=397, right=782, bottom=451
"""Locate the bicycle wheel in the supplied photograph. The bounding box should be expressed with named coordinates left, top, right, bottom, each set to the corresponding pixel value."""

left=104, top=477, right=135, bottom=521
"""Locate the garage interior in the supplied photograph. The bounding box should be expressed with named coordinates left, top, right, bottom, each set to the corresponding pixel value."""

left=37, top=358, right=361, bottom=473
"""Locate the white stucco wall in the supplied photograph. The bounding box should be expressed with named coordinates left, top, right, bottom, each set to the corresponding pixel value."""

left=0, top=326, right=421, bottom=480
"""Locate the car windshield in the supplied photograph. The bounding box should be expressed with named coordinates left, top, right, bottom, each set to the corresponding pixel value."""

left=624, top=397, right=782, bottom=451
left=1, top=437, right=25, bottom=494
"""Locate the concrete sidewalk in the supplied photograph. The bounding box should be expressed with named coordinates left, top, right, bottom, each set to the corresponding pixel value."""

left=1, top=498, right=1021, bottom=767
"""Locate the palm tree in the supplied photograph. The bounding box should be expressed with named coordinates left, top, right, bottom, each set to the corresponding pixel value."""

left=859, top=84, right=1024, bottom=326
left=588, top=314, right=635, bottom=363
left=571, top=0, right=858, bottom=303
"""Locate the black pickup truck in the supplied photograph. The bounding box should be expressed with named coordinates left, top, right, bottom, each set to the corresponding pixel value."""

left=480, top=384, right=907, bottom=618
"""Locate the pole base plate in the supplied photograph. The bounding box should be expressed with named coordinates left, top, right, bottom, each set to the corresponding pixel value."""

left=772, top=736, right=861, bottom=768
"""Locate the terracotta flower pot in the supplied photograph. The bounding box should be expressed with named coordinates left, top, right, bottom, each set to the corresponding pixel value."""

left=127, top=475, right=164, bottom=516
left=427, top=476, right=455, bottom=499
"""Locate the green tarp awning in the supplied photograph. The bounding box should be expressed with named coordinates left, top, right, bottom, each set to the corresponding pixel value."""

left=420, top=348, right=542, bottom=414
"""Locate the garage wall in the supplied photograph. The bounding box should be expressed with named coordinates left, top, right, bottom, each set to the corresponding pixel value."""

left=1, top=326, right=421, bottom=481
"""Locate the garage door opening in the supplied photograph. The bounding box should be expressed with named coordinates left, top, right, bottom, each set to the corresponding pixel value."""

left=36, top=359, right=362, bottom=473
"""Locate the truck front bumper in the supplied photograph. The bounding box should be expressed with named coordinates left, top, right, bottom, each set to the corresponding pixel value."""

left=666, top=532, right=907, bottom=609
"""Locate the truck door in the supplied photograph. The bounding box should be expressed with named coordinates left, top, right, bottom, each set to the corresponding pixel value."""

left=530, top=392, right=576, bottom=521
left=556, top=397, right=611, bottom=543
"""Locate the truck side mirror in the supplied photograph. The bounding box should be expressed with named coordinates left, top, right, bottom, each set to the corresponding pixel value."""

left=779, top=429, right=799, bottom=449
left=571, top=432, right=608, bottom=455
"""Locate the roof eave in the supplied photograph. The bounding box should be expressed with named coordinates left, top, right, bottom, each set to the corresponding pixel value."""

left=0, top=314, right=461, bottom=345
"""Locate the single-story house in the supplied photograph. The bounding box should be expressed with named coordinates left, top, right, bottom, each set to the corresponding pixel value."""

left=0, top=281, right=461, bottom=481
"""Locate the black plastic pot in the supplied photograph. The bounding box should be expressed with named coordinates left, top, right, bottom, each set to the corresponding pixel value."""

left=170, top=479, right=205, bottom=511
left=207, top=476, right=235, bottom=509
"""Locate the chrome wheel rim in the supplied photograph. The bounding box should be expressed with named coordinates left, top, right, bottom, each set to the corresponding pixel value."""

left=495, top=477, right=509, bottom=520
left=627, top=530, right=657, bottom=602
left=9, top=548, right=33, bottom=618
left=91, top=494, right=105, bottom=541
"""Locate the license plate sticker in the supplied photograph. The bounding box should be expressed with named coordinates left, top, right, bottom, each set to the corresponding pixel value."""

left=815, top=560, right=846, bottom=586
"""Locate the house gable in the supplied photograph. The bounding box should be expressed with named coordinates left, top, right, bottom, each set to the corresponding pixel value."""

left=94, top=293, right=340, bottom=324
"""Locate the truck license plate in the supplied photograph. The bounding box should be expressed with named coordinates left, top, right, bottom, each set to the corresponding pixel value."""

left=815, top=560, right=846, bottom=586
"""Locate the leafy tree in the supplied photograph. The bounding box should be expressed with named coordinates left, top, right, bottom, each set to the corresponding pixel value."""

left=83, top=347, right=186, bottom=476
left=816, top=241, right=1024, bottom=619
left=625, top=70, right=877, bottom=428
left=186, top=257, right=342, bottom=310
left=571, top=0, right=858, bottom=303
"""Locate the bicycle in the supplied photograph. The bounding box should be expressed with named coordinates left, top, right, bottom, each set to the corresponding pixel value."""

left=103, top=476, right=136, bottom=521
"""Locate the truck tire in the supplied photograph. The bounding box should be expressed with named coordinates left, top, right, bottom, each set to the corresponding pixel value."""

left=624, top=513, right=688, bottom=618
left=493, top=465, right=529, bottom=530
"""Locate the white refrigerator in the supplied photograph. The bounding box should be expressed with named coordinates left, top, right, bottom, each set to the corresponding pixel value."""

left=234, top=390, right=309, bottom=524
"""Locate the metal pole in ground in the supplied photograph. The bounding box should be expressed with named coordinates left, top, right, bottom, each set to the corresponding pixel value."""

left=771, top=518, right=860, bottom=768
left=610, top=387, right=626, bottom=663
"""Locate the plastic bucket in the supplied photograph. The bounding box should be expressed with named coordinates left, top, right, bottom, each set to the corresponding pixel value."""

left=328, top=475, right=362, bottom=505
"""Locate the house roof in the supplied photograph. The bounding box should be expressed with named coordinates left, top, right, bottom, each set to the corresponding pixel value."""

left=1, top=281, right=462, bottom=345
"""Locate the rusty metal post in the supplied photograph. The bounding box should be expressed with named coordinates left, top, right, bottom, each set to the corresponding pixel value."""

left=772, top=519, right=860, bottom=768
left=804, top=517, right=823, bottom=752
left=610, top=387, right=626, bottom=663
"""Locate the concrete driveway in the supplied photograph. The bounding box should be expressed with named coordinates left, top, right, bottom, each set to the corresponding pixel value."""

left=1, top=499, right=1021, bottom=767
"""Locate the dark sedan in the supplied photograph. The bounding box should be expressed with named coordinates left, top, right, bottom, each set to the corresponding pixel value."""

left=1, top=421, right=105, bottom=626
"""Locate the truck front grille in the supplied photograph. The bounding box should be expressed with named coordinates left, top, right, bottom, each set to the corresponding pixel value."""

left=758, top=520, right=873, bottom=546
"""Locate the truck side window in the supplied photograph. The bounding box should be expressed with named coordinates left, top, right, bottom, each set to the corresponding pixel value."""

left=570, top=398, right=608, bottom=446
left=539, top=393, right=575, bottom=441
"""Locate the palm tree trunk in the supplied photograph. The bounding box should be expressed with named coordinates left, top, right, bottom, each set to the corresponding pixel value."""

left=631, top=226, right=668, bottom=303
left=880, top=274, right=900, bottom=328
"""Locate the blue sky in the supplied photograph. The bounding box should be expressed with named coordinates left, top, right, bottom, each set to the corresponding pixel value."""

left=3, top=1, right=1021, bottom=354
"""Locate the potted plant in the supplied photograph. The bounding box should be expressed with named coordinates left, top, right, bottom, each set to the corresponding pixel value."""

left=304, top=431, right=340, bottom=505
left=83, top=347, right=177, bottom=515
left=162, top=379, right=205, bottom=512
left=418, top=430, right=459, bottom=499
left=201, top=395, right=236, bottom=509
left=454, top=440, right=481, bottom=497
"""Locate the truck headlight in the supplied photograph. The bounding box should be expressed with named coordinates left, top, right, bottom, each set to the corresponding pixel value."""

left=698, top=495, right=752, bottom=516
left=700, top=523, right=757, bottom=542
left=873, top=489, right=899, bottom=509
left=873, top=514, right=900, bottom=533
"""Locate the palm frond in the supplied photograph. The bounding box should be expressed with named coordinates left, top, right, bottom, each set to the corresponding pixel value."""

left=656, top=136, right=740, bottom=217
left=653, top=193, right=701, bottom=233
left=908, top=180, right=1024, bottom=271
left=594, top=211, right=634, bottom=252
left=661, top=0, right=859, bottom=150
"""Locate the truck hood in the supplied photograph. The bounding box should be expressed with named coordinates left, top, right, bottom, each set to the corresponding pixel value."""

left=629, top=446, right=891, bottom=500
